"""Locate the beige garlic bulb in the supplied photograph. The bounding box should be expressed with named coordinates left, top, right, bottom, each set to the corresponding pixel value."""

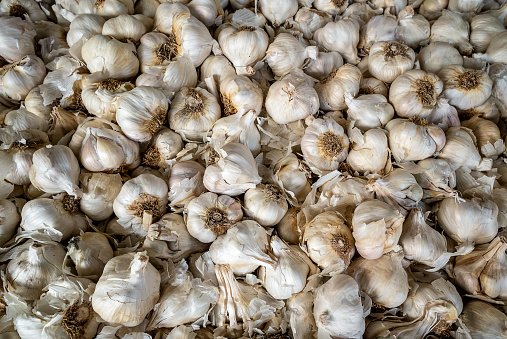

left=347, top=127, right=389, bottom=174
left=81, top=78, right=134, bottom=121
left=349, top=251, right=409, bottom=308
left=430, top=10, right=473, bottom=55
left=277, top=207, right=300, bottom=244
left=168, top=161, right=205, bottom=210
left=418, top=42, right=463, bottom=75
left=168, top=87, right=220, bottom=141
left=427, top=98, right=461, bottom=131
left=0, top=0, right=46, bottom=21
left=359, top=15, right=397, bottom=54
left=142, top=128, right=183, bottom=168
left=0, top=55, right=46, bottom=104
left=79, top=172, right=123, bottom=221
left=113, top=173, right=168, bottom=236
left=5, top=241, right=66, bottom=300
left=259, top=0, right=298, bottom=26
left=92, top=251, right=160, bottom=327
left=3, top=106, right=49, bottom=132
left=474, top=31, right=507, bottom=65
left=470, top=14, right=505, bottom=53
left=287, top=287, right=318, bottom=339
left=102, top=14, right=151, bottom=43
left=358, top=77, right=388, bottom=96
left=315, top=64, right=362, bottom=111
left=188, top=0, right=224, bottom=27
left=304, top=50, right=343, bottom=81
left=68, top=232, right=114, bottom=279
left=419, top=0, right=448, bottom=20
left=292, top=8, right=332, bottom=40
left=0, top=199, right=20, bottom=246
left=462, top=116, right=504, bottom=158
left=368, top=41, right=415, bottom=83
left=439, top=127, right=492, bottom=171
left=314, top=17, right=361, bottom=64
left=244, top=183, right=288, bottom=227
left=219, top=74, right=263, bottom=116
left=138, top=32, right=179, bottom=71
left=396, top=6, right=431, bottom=49
left=76, top=0, right=134, bottom=17
left=389, top=70, right=443, bottom=118
left=186, top=192, right=243, bottom=243
left=0, top=17, right=36, bottom=64
left=345, top=93, right=394, bottom=131
left=462, top=300, right=507, bottom=338
left=447, top=0, right=483, bottom=13
left=313, top=0, right=348, bottom=15
left=200, top=55, right=236, bottom=84
left=271, top=152, right=311, bottom=203
left=302, top=211, right=355, bottom=273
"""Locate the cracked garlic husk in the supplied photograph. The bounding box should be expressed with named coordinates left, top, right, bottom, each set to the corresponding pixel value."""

left=276, top=207, right=301, bottom=245
left=270, top=151, right=311, bottom=203
left=304, top=50, right=343, bottom=81
left=67, top=232, right=113, bottom=280
left=461, top=300, right=507, bottom=338
left=113, top=173, right=168, bottom=236
left=79, top=172, right=122, bottom=221
left=314, top=17, right=360, bottom=64
left=208, top=219, right=276, bottom=275
left=92, top=251, right=160, bottom=327
left=258, top=0, right=298, bottom=26
left=396, top=6, right=431, bottom=49
left=0, top=16, right=36, bottom=64
left=462, top=116, right=504, bottom=158
left=219, top=74, right=263, bottom=116
left=3, top=106, right=50, bottom=132
left=244, top=183, right=288, bottom=227
left=345, top=93, right=394, bottom=131
left=359, top=15, right=397, bottom=54
left=368, top=41, right=415, bottom=84
left=346, top=127, right=389, bottom=174
left=291, top=8, right=332, bottom=40
left=417, top=42, right=463, bottom=75
left=430, top=10, right=473, bottom=55
left=200, top=55, right=236, bottom=84
left=168, top=161, right=205, bottom=210
left=186, top=192, right=243, bottom=243
left=142, top=128, right=183, bottom=169
left=0, top=55, right=46, bottom=104
left=352, top=199, right=405, bottom=260
left=0, top=199, right=20, bottom=246
left=81, top=77, right=134, bottom=121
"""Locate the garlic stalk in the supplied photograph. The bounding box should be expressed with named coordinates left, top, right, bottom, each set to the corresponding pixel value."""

left=67, top=232, right=113, bottom=280
left=314, top=17, right=361, bottom=64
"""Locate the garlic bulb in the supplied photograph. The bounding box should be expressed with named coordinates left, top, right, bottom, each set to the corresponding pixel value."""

left=142, top=128, right=183, bottom=168
left=168, top=87, right=220, bottom=141
left=76, top=0, right=134, bottom=17
left=345, top=93, right=394, bottom=131
left=368, top=41, right=415, bottom=83
left=200, top=55, right=236, bottom=84
left=287, top=288, right=318, bottom=339
left=315, top=64, right=362, bottom=111
left=79, top=172, right=122, bottom=221
left=430, top=10, right=473, bottom=55
left=419, top=0, right=448, bottom=20
left=67, top=14, right=105, bottom=48
left=359, top=15, right=397, bottom=53
left=427, top=98, right=461, bottom=131
left=277, top=207, right=300, bottom=244
left=302, top=211, right=355, bottom=273
left=440, top=69, right=492, bottom=113
left=102, top=14, right=151, bottom=43
left=69, top=117, right=120, bottom=155
left=271, top=152, right=311, bottom=203
left=265, top=33, right=318, bottom=78
left=412, top=158, right=456, bottom=203
left=389, top=70, right=443, bottom=118
left=265, top=71, right=319, bottom=124
left=153, top=2, right=190, bottom=33
left=313, top=274, right=366, bottom=339
left=0, top=17, right=36, bottom=63
left=301, top=117, right=350, bottom=175
left=92, top=251, right=160, bottom=327
left=81, top=35, right=139, bottom=80
left=292, top=8, right=332, bottom=40
left=113, top=173, right=168, bottom=236
left=462, top=116, right=504, bottom=158
left=219, top=74, right=263, bottom=116
left=474, top=31, right=507, bottom=65
left=244, top=183, right=288, bottom=227
left=417, top=42, right=463, bottom=75
left=304, top=50, right=343, bottom=81
left=313, top=0, right=348, bottom=15
left=0, top=55, right=46, bottom=104
left=20, top=195, right=89, bottom=241
left=359, top=77, right=388, bottom=96
left=218, top=24, right=269, bottom=76
left=0, top=199, right=20, bottom=246
left=448, top=0, right=483, bottom=13
left=168, top=161, right=205, bottom=210
left=29, top=145, right=81, bottom=196
left=188, top=0, right=223, bottom=27
left=258, top=0, right=298, bottom=26
left=186, top=192, right=243, bottom=243
left=386, top=118, right=446, bottom=162
left=349, top=251, right=409, bottom=308
left=80, top=127, right=140, bottom=172
left=470, top=14, right=505, bottom=53
left=347, top=127, right=389, bottom=174
left=5, top=241, right=66, bottom=300
left=3, top=106, right=49, bottom=132
left=203, top=142, right=261, bottom=196
left=439, top=127, right=492, bottom=171
left=81, top=78, right=134, bottom=121
left=314, top=17, right=361, bottom=64
left=138, top=32, right=179, bottom=71
left=208, top=220, right=276, bottom=275
left=0, top=0, right=46, bottom=21
left=68, top=232, right=113, bottom=279
left=396, top=6, right=431, bottom=49
left=462, top=300, right=507, bottom=338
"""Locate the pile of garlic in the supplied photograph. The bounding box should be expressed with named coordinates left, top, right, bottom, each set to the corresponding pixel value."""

left=2, top=0, right=507, bottom=338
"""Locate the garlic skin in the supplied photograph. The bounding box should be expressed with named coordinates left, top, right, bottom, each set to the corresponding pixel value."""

left=368, top=41, right=415, bottom=83
left=29, top=145, right=81, bottom=197
left=81, top=78, right=134, bottom=121
left=168, top=161, right=205, bottom=210
left=345, top=93, right=394, bottom=131
left=142, top=128, right=183, bottom=169
left=0, top=199, right=20, bottom=246
left=277, top=207, right=300, bottom=244
left=349, top=251, right=409, bottom=308
left=258, top=0, right=298, bottom=26
left=68, top=232, right=114, bottom=279
left=116, top=86, right=168, bottom=142
left=439, top=127, right=492, bottom=171
left=314, top=17, right=361, bottom=64
left=168, top=87, right=221, bottom=141
left=76, top=0, right=134, bottom=17
left=188, top=0, right=224, bottom=27
left=448, top=0, right=483, bottom=13
left=5, top=241, right=66, bottom=301
left=186, top=192, right=243, bottom=243
left=301, top=117, right=350, bottom=175
left=315, top=64, right=362, bottom=111
left=462, top=116, right=504, bottom=158
left=430, top=10, right=473, bottom=55
left=79, top=172, right=123, bottom=221
left=92, top=251, right=160, bottom=327
left=81, top=35, right=139, bottom=80
left=302, top=211, right=355, bottom=273
left=396, top=6, right=431, bottom=49
left=203, top=142, right=261, bottom=196
left=219, top=75, right=263, bottom=116
left=218, top=24, right=269, bottom=76
left=80, top=127, right=140, bottom=172
left=271, top=152, right=311, bottom=203
left=265, top=71, right=319, bottom=124
left=470, top=14, right=506, bottom=53
left=113, top=173, right=168, bottom=236
left=3, top=106, right=49, bottom=132
left=0, top=55, right=46, bottom=104
left=0, top=17, right=36, bottom=64
left=208, top=220, right=276, bottom=275
left=462, top=300, right=507, bottom=338
left=67, top=14, right=105, bottom=48
left=200, top=55, right=236, bottom=84
left=417, top=42, right=463, bottom=75
left=265, top=33, right=318, bottom=78
left=389, top=70, right=443, bottom=119
left=304, top=50, right=343, bottom=81
left=413, top=158, right=457, bottom=203
left=359, top=15, right=397, bottom=53
left=474, top=31, right=507, bottom=65
left=102, top=14, right=151, bottom=43
left=347, top=127, right=389, bottom=174
left=292, top=8, right=332, bottom=40
left=313, top=274, right=366, bottom=339
left=0, top=0, right=46, bottom=21
left=244, top=183, right=288, bottom=227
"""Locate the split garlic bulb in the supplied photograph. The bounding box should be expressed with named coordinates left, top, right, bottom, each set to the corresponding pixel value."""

left=315, top=64, right=361, bottom=111
left=304, top=50, right=343, bottom=81
left=113, top=173, right=168, bottom=236
left=368, top=41, right=415, bottom=83
left=313, top=274, right=366, bottom=339
left=430, top=10, right=473, bottom=55
left=92, top=251, right=160, bottom=327
left=314, top=17, right=361, bottom=64
left=346, top=127, right=389, bottom=174
left=462, top=116, right=504, bottom=158
left=396, top=6, right=431, bottom=49
left=292, top=8, right=332, bottom=40
left=359, top=15, right=397, bottom=54
left=462, top=300, right=507, bottom=338
left=439, top=127, right=492, bottom=171
left=352, top=200, right=405, bottom=260
left=388, top=70, right=443, bottom=118
left=302, top=211, right=355, bottom=273
left=29, top=145, right=81, bottom=196
left=0, top=199, right=20, bottom=246
left=168, top=161, right=205, bottom=210
left=168, top=87, right=220, bottom=141
left=265, top=71, right=319, bottom=124
left=186, top=192, right=243, bottom=243
left=0, top=17, right=35, bottom=63
left=203, top=142, right=261, bottom=196
left=349, top=251, right=409, bottom=308
left=79, top=172, right=122, bottom=221
left=68, top=232, right=114, bottom=279
left=271, top=152, right=311, bottom=203
left=412, top=158, right=457, bottom=203
left=81, top=78, right=134, bottom=121
left=0, top=55, right=46, bottom=104
left=244, top=183, right=288, bottom=227
left=258, top=0, right=298, bottom=26
left=208, top=220, right=276, bottom=275
left=200, top=55, right=236, bottom=84
left=417, top=42, right=463, bottom=75
left=116, top=86, right=168, bottom=142
left=470, top=14, right=506, bottom=53
left=219, top=74, right=263, bottom=116
left=345, top=93, right=394, bottom=131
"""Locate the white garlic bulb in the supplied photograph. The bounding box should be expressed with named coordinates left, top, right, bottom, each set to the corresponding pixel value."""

left=3, top=106, right=49, bottom=132
left=287, top=288, right=318, bottom=339
left=347, top=127, right=389, bottom=174
left=76, top=0, right=134, bottom=17
left=359, top=15, right=397, bottom=53
left=426, top=98, right=460, bottom=131
left=368, top=41, right=415, bottom=83
left=302, top=211, right=355, bottom=273
left=92, top=251, right=160, bottom=327
left=389, top=70, right=443, bottom=118
left=292, top=8, right=332, bottom=40
left=188, top=0, right=223, bottom=27
left=474, top=31, right=507, bottom=65
left=142, top=128, right=183, bottom=169
left=69, top=117, right=120, bottom=155
left=301, top=117, right=350, bottom=175
left=0, top=199, right=20, bottom=246
left=67, top=14, right=105, bottom=48
left=412, top=158, right=456, bottom=203
left=153, top=2, right=190, bottom=33
left=265, top=71, right=319, bottom=124
left=209, top=220, right=276, bottom=275
left=0, top=0, right=46, bottom=21
left=102, top=14, right=151, bottom=43
left=448, top=0, right=483, bottom=13
left=430, top=10, right=473, bottom=55
left=168, top=87, right=221, bottom=141
left=79, top=172, right=122, bottom=221
left=419, top=0, right=448, bottom=20
left=417, top=42, right=463, bottom=75
left=81, top=78, right=134, bottom=121
left=313, top=274, right=366, bottom=339
left=244, top=183, right=288, bottom=227
left=470, top=14, right=506, bottom=53
left=113, top=173, right=168, bottom=236
left=138, top=32, right=177, bottom=71
left=352, top=199, right=404, bottom=260
left=200, top=55, right=236, bottom=84
left=396, top=6, right=431, bottom=49
left=345, top=93, right=394, bottom=131
left=68, top=232, right=113, bottom=279
left=168, top=161, right=205, bottom=210
left=0, top=55, right=46, bottom=104
left=349, top=251, right=409, bottom=308
left=203, top=142, right=261, bottom=196
left=0, top=17, right=36, bottom=64
left=462, top=300, right=507, bottom=338
left=315, top=64, right=362, bottom=111
left=313, top=0, right=348, bottom=15
left=29, top=145, right=81, bottom=196
left=271, top=152, right=311, bottom=203
left=304, top=50, right=343, bottom=81
left=186, top=192, right=243, bottom=243
left=359, top=77, right=388, bottom=96
left=219, top=74, right=263, bottom=116
left=258, top=0, right=298, bottom=26
left=462, top=116, right=504, bottom=158
left=314, top=17, right=361, bottom=64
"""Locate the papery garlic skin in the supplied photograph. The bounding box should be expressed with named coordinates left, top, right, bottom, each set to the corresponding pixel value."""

left=418, top=42, right=463, bottom=75
left=359, top=77, right=388, bottom=96
left=259, top=0, right=298, bottom=26
left=470, top=14, right=506, bottom=53
left=427, top=98, right=460, bottom=131
left=0, top=55, right=46, bottom=104
left=81, top=78, right=134, bottom=121
left=315, top=64, right=362, bottom=111
left=347, top=128, right=389, bottom=174
left=0, top=199, right=20, bottom=246
left=0, top=17, right=36, bottom=64
left=474, top=31, right=507, bottom=65
left=67, top=14, right=105, bottom=48
left=92, top=252, right=160, bottom=327
left=292, top=8, right=332, bottom=40
left=304, top=50, right=343, bottom=81
left=368, top=41, right=415, bottom=83
left=219, top=75, right=263, bottom=116
left=80, top=172, right=123, bottom=221
left=244, top=183, right=288, bottom=227
left=168, top=161, right=205, bottom=209
left=396, top=6, right=431, bottom=49
left=345, top=93, right=394, bottom=131
left=462, top=300, right=507, bottom=338
left=314, top=17, right=361, bottom=64
left=439, top=127, right=492, bottom=171
left=68, top=232, right=114, bottom=279
left=287, top=288, right=318, bottom=339
left=359, top=15, right=397, bottom=53
left=462, top=116, right=504, bottom=158
left=186, top=192, right=243, bottom=243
